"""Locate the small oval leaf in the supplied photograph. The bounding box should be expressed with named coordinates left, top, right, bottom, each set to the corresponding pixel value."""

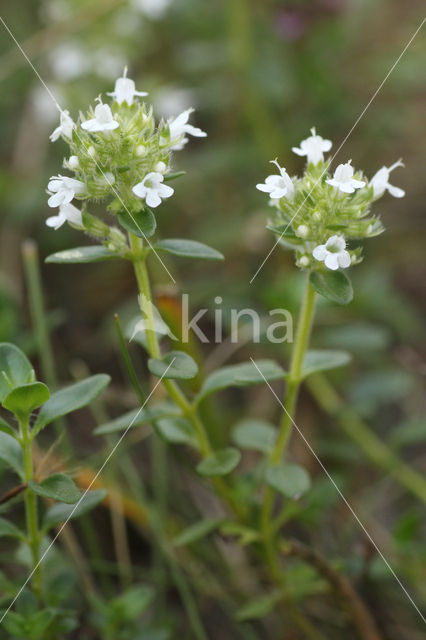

left=28, top=474, right=81, bottom=504
left=231, top=419, right=276, bottom=453
left=148, top=351, right=198, bottom=380
left=118, top=207, right=156, bottom=239
left=94, top=403, right=180, bottom=436
left=42, top=489, right=107, bottom=531
left=173, top=518, right=224, bottom=547
left=196, top=360, right=286, bottom=403
left=0, top=516, right=25, bottom=540
left=309, top=270, right=353, bottom=305
left=301, top=350, right=351, bottom=380
left=196, top=447, right=241, bottom=477
left=154, top=417, right=198, bottom=448
left=3, top=383, right=50, bottom=419
left=0, top=432, right=24, bottom=479
left=45, top=246, right=117, bottom=264
left=155, top=238, right=224, bottom=261
left=0, top=343, right=35, bottom=402
left=33, top=374, right=110, bottom=436
left=266, top=463, right=311, bottom=499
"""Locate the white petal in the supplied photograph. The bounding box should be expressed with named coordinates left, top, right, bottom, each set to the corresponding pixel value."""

left=324, top=254, right=339, bottom=270
left=48, top=192, right=66, bottom=208
left=146, top=191, right=162, bottom=208
left=351, top=178, right=366, bottom=189
left=387, top=184, right=405, bottom=198
left=256, top=183, right=272, bottom=193
left=312, top=245, right=327, bottom=261
left=46, top=215, right=65, bottom=229
left=322, top=139, right=332, bottom=152
left=337, top=251, right=351, bottom=268
left=132, top=182, right=147, bottom=198
left=184, top=124, right=207, bottom=137
left=158, top=183, right=174, bottom=198
left=269, top=188, right=287, bottom=199
left=292, top=146, right=305, bottom=157
left=337, top=183, right=355, bottom=194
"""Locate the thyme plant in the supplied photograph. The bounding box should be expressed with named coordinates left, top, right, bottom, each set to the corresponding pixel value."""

left=0, top=69, right=410, bottom=637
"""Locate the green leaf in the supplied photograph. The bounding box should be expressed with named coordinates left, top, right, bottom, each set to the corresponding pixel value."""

left=300, top=350, right=351, bottom=380
left=231, top=419, right=276, bottom=453
left=0, top=343, right=35, bottom=402
left=196, top=360, right=286, bottom=403
left=148, top=351, right=198, bottom=380
left=28, top=474, right=81, bottom=504
left=266, top=464, right=311, bottom=499
left=0, top=516, right=25, bottom=540
left=196, top=447, right=241, bottom=477
left=0, top=432, right=24, bottom=479
left=173, top=518, right=224, bottom=547
left=33, top=374, right=110, bottom=436
left=309, top=270, right=353, bottom=305
left=118, top=207, right=156, bottom=238
left=110, top=585, right=155, bottom=620
left=45, top=246, right=117, bottom=264
left=94, top=403, right=180, bottom=436
left=42, top=489, right=107, bottom=531
left=3, top=383, right=50, bottom=419
left=163, top=171, right=186, bottom=182
left=154, top=417, right=198, bottom=448
left=0, top=415, right=17, bottom=438
left=235, top=592, right=281, bottom=622
left=155, top=238, right=224, bottom=261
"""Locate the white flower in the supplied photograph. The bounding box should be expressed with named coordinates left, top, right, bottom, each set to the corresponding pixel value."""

left=50, top=109, right=75, bottom=142
left=292, top=127, right=332, bottom=165
left=370, top=160, right=405, bottom=198
left=47, top=175, right=86, bottom=208
left=107, top=67, right=148, bottom=105
left=313, top=235, right=351, bottom=270
left=326, top=161, right=366, bottom=194
left=81, top=99, right=119, bottom=132
left=132, top=172, right=174, bottom=208
left=256, top=159, right=295, bottom=201
left=167, top=108, right=207, bottom=150
left=66, top=155, right=80, bottom=170
left=46, top=203, right=83, bottom=230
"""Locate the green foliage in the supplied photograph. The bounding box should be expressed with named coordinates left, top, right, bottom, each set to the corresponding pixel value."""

left=94, top=403, right=180, bottom=436
left=300, top=350, right=351, bottom=380
left=148, top=351, right=198, bottom=380
left=32, top=374, right=110, bottom=436
left=235, top=592, right=281, bottom=622
left=154, top=417, right=198, bottom=448
left=45, top=246, right=118, bottom=264
left=231, top=419, right=276, bottom=453
left=196, top=448, right=241, bottom=476
left=266, top=464, right=311, bottom=498
left=28, top=474, right=81, bottom=505
left=155, top=239, right=224, bottom=261
left=0, top=343, right=35, bottom=402
left=0, top=432, right=24, bottom=479
left=42, top=489, right=108, bottom=532
left=309, top=270, right=353, bottom=304
left=118, top=207, right=156, bottom=239
left=3, top=383, right=50, bottom=420
left=196, top=360, right=286, bottom=403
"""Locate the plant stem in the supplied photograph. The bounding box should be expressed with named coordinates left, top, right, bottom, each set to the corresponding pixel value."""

left=272, top=274, right=316, bottom=463
left=129, top=234, right=243, bottom=517
left=20, top=417, right=42, bottom=599
left=260, top=274, right=316, bottom=581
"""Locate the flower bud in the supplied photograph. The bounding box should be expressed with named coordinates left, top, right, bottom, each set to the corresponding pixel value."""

left=299, top=256, right=310, bottom=267
left=87, top=146, right=96, bottom=158
left=136, top=145, right=146, bottom=157
left=67, top=155, right=80, bottom=169
left=155, top=161, right=167, bottom=173
left=296, top=224, right=309, bottom=239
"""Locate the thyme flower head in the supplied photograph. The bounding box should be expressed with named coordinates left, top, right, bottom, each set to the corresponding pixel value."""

left=256, top=128, right=405, bottom=272
left=45, top=69, right=207, bottom=255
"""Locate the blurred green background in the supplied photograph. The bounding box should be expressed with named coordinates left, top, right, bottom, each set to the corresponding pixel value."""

left=0, top=1, right=425, bottom=637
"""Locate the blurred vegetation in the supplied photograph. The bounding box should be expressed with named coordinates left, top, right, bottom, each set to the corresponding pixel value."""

left=0, top=0, right=425, bottom=638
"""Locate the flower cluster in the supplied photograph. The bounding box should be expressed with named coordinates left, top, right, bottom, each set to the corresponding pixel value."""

left=46, top=68, right=206, bottom=252
left=256, top=128, right=405, bottom=271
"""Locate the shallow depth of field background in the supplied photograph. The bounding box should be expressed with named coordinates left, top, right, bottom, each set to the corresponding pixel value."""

left=0, top=0, right=425, bottom=638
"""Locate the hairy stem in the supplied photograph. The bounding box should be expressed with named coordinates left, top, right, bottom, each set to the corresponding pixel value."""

left=20, top=418, right=42, bottom=599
